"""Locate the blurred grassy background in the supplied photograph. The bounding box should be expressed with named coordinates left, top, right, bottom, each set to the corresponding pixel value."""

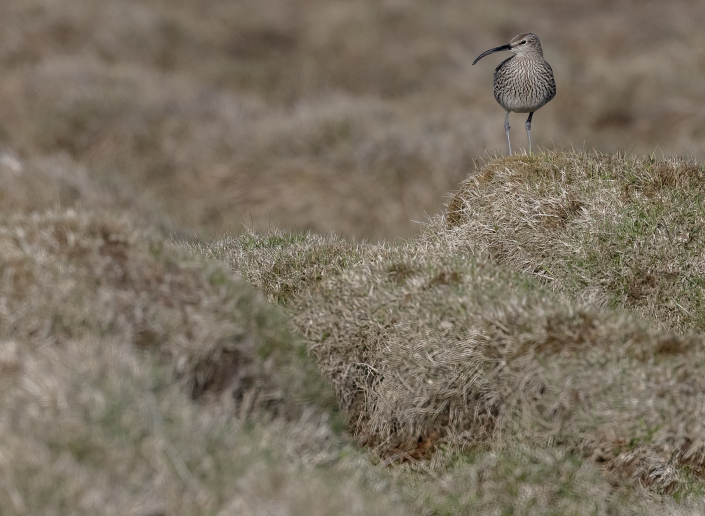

left=1, top=0, right=703, bottom=241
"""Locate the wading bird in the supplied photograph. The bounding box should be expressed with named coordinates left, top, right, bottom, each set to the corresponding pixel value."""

left=473, top=33, right=556, bottom=156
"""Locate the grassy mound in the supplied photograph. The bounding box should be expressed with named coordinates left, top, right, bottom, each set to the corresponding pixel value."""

left=443, top=151, right=705, bottom=332
left=294, top=253, right=705, bottom=492
left=0, top=209, right=333, bottom=416
left=6, top=150, right=705, bottom=514
left=200, top=151, right=705, bottom=513
left=192, top=228, right=378, bottom=305
left=0, top=208, right=401, bottom=515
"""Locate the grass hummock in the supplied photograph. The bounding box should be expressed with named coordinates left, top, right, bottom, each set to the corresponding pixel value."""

left=197, top=151, right=705, bottom=514
left=4, top=151, right=705, bottom=514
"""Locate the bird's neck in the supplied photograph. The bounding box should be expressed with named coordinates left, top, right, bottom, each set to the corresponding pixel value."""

left=515, top=51, right=544, bottom=62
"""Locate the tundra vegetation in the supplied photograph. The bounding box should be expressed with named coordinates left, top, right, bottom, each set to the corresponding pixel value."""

left=1, top=0, right=705, bottom=514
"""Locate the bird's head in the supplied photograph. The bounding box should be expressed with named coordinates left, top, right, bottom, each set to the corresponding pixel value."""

left=473, top=33, right=544, bottom=65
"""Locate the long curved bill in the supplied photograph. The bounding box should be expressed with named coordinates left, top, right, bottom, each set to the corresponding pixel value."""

left=472, top=44, right=512, bottom=65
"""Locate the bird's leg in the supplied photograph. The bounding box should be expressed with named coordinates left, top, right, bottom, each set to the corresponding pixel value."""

left=526, top=112, right=534, bottom=156
left=505, top=111, right=511, bottom=156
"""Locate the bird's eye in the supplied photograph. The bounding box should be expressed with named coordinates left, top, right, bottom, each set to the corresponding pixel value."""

left=521, top=40, right=526, bottom=44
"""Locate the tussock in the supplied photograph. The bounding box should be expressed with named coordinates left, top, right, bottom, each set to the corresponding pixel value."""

left=0, top=150, right=174, bottom=234
left=0, top=208, right=401, bottom=515
left=7, top=147, right=705, bottom=513
left=0, top=209, right=330, bottom=417
left=194, top=151, right=705, bottom=511
left=198, top=153, right=705, bottom=505
left=191, top=227, right=387, bottom=305
left=441, top=151, right=705, bottom=332
left=293, top=252, right=705, bottom=493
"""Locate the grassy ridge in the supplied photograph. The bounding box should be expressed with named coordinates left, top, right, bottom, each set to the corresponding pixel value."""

left=198, top=151, right=705, bottom=513
left=0, top=209, right=400, bottom=515
left=443, top=151, right=705, bottom=332
left=294, top=254, right=705, bottom=498
left=4, top=151, right=705, bottom=514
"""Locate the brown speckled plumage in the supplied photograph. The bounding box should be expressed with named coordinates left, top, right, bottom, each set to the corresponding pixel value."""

left=473, top=33, right=556, bottom=155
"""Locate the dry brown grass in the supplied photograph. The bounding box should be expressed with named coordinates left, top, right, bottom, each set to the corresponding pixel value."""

left=1, top=0, right=704, bottom=240
left=0, top=149, right=176, bottom=235
left=0, top=208, right=405, bottom=515
left=195, top=151, right=705, bottom=512
left=293, top=252, right=705, bottom=492
left=0, top=209, right=324, bottom=418
left=3, top=0, right=705, bottom=511
left=5, top=152, right=705, bottom=512
left=191, top=228, right=378, bottom=305
left=441, top=151, right=705, bottom=332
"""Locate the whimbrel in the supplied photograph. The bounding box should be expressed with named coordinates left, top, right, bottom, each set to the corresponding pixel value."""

left=473, top=33, right=556, bottom=156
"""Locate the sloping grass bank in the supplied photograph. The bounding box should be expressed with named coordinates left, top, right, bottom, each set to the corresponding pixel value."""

left=4, top=151, right=705, bottom=514
left=197, top=151, right=705, bottom=514
left=0, top=209, right=401, bottom=515
left=443, top=151, right=705, bottom=333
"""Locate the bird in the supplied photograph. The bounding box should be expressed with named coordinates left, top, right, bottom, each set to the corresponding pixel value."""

left=472, top=33, right=556, bottom=156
